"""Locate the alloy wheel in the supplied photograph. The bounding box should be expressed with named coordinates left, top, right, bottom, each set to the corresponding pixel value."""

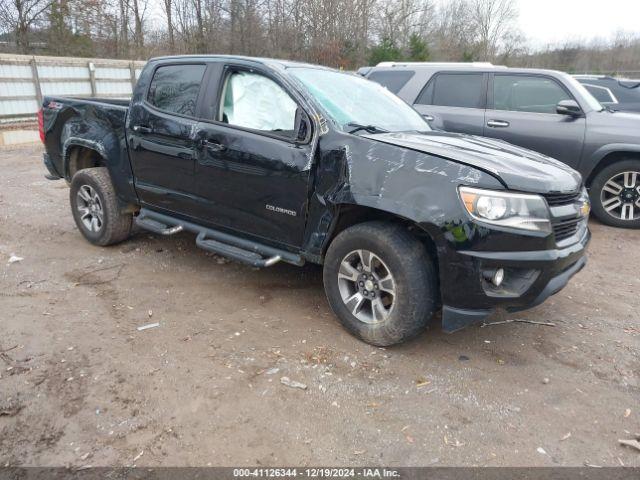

left=600, top=171, right=640, bottom=221
left=337, top=249, right=396, bottom=324
left=76, top=185, right=104, bottom=232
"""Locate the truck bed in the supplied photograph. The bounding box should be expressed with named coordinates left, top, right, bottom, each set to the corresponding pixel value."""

left=41, top=95, right=136, bottom=204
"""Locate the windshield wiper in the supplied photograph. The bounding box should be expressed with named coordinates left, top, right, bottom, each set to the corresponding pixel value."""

left=346, top=122, right=389, bottom=135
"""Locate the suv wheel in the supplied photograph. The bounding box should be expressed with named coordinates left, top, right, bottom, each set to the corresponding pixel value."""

left=323, top=221, right=437, bottom=346
left=591, top=160, right=640, bottom=228
left=70, top=167, right=132, bottom=246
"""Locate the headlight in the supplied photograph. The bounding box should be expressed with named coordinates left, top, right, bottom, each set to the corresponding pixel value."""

left=459, top=186, right=551, bottom=233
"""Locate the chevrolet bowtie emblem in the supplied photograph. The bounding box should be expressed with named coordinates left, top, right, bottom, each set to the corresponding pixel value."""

left=580, top=200, right=591, bottom=217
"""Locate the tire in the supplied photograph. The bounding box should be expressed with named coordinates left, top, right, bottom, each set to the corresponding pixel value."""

left=590, top=159, right=640, bottom=228
left=323, top=221, right=437, bottom=346
left=69, top=167, right=132, bottom=246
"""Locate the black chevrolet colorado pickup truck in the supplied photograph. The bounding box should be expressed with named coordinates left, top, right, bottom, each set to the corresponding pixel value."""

left=40, top=55, right=590, bottom=346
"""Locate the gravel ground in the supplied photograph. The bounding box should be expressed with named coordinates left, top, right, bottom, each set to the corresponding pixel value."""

left=0, top=144, right=639, bottom=467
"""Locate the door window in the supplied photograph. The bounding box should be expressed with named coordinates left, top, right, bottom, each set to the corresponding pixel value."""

left=147, top=64, right=206, bottom=117
left=219, top=70, right=298, bottom=138
left=493, top=75, right=572, bottom=114
left=416, top=73, right=485, bottom=108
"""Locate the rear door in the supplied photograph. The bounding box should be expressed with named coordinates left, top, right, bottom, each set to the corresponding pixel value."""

left=483, top=74, right=586, bottom=169
left=190, top=62, right=314, bottom=248
left=127, top=62, right=207, bottom=213
left=412, top=72, right=488, bottom=135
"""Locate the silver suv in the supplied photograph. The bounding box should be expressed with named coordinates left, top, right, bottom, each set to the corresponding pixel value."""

left=361, top=62, right=640, bottom=228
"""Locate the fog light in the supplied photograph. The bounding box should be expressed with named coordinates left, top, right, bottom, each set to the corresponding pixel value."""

left=492, top=268, right=504, bottom=287
left=483, top=268, right=505, bottom=287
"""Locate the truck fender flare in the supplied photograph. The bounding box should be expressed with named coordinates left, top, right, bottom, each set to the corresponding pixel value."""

left=62, top=137, right=110, bottom=179
left=324, top=193, right=446, bottom=248
left=582, top=143, right=640, bottom=183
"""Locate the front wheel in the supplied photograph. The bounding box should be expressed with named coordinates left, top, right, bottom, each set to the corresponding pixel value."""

left=323, top=222, right=437, bottom=346
left=590, top=160, right=640, bottom=228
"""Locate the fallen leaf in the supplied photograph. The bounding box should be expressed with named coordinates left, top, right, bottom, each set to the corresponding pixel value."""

left=416, top=378, right=431, bottom=388
left=624, top=409, right=631, bottom=418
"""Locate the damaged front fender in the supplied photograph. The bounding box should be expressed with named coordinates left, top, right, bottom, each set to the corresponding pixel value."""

left=302, top=132, right=505, bottom=261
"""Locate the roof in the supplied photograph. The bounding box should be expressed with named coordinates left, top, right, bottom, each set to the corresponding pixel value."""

left=147, top=54, right=333, bottom=71
left=377, top=61, right=500, bottom=68
left=368, top=62, right=567, bottom=77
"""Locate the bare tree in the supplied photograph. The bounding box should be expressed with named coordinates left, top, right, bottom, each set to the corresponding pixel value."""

left=129, top=0, right=148, bottom=57
left=431, top=0, right=476, bottom=60
left=375, top=0, right=433, bottom=48
left=118, top=0, right=129, bottom=56
left=471, top=0, right=519, bottom=60
left=0, top=0, right=54, bottom=52
left=3, top=0, right=640, bottom=77
left=161, top=0, right=175, bottom=51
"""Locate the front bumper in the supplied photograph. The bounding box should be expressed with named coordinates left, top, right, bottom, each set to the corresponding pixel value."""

left=441, top=228, right=590, bottom=332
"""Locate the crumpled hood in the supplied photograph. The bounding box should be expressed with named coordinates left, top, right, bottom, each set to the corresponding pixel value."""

left=364, top=131, right=583, bottom=193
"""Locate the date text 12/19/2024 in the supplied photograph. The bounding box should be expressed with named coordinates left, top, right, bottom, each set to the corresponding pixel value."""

left=233, top=468, right=401, bottom=478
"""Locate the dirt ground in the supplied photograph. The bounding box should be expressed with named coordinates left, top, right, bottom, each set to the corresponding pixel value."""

left=0, top=144, right=638, bottom=468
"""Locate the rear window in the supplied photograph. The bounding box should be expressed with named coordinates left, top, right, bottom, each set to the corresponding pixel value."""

left=147, top=64, right=206, bottom=117
left=416, top=73, right=485, bottom=108
left=368, top=70, right=415, bottom=94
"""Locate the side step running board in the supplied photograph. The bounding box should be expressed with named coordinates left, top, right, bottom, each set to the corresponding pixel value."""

left=135, top=208, right=304, bottom=268
left=136, top=215, right=184, bottom=235
left=196, top=233, right=282, bottom=267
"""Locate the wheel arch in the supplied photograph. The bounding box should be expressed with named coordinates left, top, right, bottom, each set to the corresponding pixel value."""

left=64, top=141, right=108, bottom=180
left=57, top=112, right=139, bottom=206
left=584, top=147, right=640, bottom=187
left=322, top=203, right=441, bottom=287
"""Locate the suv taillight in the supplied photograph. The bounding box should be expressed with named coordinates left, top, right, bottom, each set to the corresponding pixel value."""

left=37, top=108, right=44, bottom=143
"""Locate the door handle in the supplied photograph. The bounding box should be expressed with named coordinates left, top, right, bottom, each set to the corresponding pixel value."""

left=204, top=140, right=226, bottom=152
left=422, top=114, right=435, bottom=122
left=132, top=124, right=152, bottom=134
left=487, top=120, right=510, bottom=128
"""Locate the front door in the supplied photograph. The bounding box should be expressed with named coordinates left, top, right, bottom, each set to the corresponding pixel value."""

left=191, top=64, right=313, bottom=248
left=483, top=74, right=586, bottom=169
left=127, top=63, right=206, bottom=213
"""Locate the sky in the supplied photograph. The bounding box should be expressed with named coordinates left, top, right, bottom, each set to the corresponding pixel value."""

left=516, top=0, right=640, bottom=47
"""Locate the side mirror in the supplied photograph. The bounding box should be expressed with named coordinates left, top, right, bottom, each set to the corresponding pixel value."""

left=295, top=108, right=311, bottom=142
left=556, top=100, right=583, bottom=117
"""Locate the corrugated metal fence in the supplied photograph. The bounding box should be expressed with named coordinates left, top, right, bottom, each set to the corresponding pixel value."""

left=0, top=53, right=147, bottom=124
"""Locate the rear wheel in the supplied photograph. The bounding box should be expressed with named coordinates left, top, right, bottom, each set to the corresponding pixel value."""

left=590, top=160, right=640, bottom=228
left=70, top=167, right=132, bottom=246
left=323, top=222, right=437, bottom=346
